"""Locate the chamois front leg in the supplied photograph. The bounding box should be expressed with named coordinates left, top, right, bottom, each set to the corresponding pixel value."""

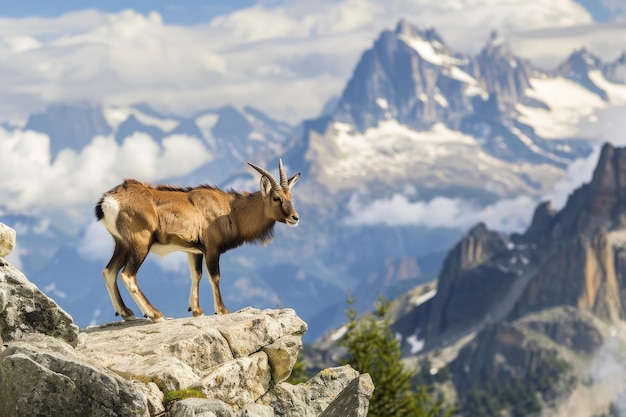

left=187, top=253, right=204, bottom=317
left=206, top=252, right=230, bottom=315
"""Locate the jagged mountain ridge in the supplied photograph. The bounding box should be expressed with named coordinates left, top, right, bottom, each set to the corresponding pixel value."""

left=394, top=143, right=626, bottom=350
left=303, top=19, right=626, bottom=203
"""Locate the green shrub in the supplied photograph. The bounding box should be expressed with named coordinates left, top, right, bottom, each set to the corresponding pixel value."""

left=338, top=294, right=453, bottom=417
left=163, top=388, right=207, bottom=409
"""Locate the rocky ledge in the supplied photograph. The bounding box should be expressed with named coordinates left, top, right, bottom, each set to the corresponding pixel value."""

left=0, top=224, right=373, bottom=417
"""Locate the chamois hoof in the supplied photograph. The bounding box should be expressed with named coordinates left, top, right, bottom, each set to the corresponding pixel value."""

left=123, top=315, right=138, bottom=321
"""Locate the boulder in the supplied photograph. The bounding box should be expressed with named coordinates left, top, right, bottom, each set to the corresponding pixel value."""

left=0, top=333, right=150, bottom=417
left=0, top=262, right=79, bottom=346
left=261, top=365, right=366, bottom=417
left=169, top=398, right=233, bottom=417
left=196, top=351, right=271, bottom=408
left=261, top=334, right=302, bottom=383
left=319, top=372, right=374, bottom=417
left=0, top=223, right=15, bottom=259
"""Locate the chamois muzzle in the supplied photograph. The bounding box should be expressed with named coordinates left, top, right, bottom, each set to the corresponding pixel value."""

left=286, top=213, right=299, bottom=226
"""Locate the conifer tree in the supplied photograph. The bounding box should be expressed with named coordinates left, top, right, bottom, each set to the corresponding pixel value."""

left=338, top=294, right=452, bottom=417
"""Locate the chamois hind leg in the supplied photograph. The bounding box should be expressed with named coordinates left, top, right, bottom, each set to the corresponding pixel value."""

left=206, top=252, right=230, bottom=315
left=102, top=240, right=136, bottom=320
left=187, top=253, right=204, bottom=317
left=119, top=236, right=165, bottom=322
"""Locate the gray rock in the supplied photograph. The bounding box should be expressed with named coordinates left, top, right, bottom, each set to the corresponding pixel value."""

left=236, top=403, right=275, bottom=417
left=196, top=352, right=271, bottom=408
left=0, top=222, right=15, bottom=258
left=0, top=333, right=149, bottom=417
left=77, top=313, right=236, bottom=376
left=211, top=307, right=307, bottom=358
left=169, top=398, right=233, bottom=417
left=0, top=262, right=78, bottom=346
left=261, top=365, right=363, bottom=417
left=261, top=334, right=303, bottom=383
left=319, top=373, right=374, bottom=417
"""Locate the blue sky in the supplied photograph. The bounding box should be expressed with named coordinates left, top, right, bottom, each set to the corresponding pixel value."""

left=2, top=0, right=624, bottom=23
left=0, top=1, right=256, bottom=24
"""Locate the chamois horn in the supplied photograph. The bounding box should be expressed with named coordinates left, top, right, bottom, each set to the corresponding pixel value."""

left=248, top=162, right=281, bottom=191
left=278, top=159, right=288, bottom=189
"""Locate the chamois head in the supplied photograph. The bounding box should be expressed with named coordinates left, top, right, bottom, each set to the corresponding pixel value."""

left=248, top=159, right=301, bottom=226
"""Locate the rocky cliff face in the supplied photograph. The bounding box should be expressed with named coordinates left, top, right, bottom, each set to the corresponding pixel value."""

left=388, top=143, right=626, bottom=414
left=550, top=143, right=626, bottom=237
left=470, top=31, right=533, bottom=114
left=396, top=143, right=626, bottom=350
left=0, top=230, right=373, bottom=417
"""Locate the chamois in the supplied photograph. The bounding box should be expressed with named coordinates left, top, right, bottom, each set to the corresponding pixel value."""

left=95, top=160, right=300, bottom=322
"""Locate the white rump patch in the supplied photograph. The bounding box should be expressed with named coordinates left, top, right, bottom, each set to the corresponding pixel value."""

left=100, top=196, right=122, bottom=239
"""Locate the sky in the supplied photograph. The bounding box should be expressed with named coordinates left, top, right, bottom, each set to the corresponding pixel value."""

left=0, top=0, right=624, bottom=125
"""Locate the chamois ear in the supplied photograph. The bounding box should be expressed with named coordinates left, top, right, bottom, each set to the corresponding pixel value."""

left=288, top=173, right=301, bottom=189
left=260, top=176, right=273, bottom=197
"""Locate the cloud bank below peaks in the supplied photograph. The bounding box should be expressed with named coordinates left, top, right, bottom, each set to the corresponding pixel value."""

left=345, top=193, right=537, bottom=233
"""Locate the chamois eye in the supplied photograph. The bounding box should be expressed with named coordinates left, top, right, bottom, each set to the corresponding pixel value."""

left=273, top=196, right=281, bottom=202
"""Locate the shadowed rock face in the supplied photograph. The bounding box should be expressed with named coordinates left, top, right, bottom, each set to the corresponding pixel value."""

left=449, top=307, right=605, bottom=396
left=394, top=222, right=516, bottom=347
left=0, top=256, right=372, bottom=417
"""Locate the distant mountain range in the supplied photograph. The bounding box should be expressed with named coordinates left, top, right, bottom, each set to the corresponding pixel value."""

left=311, top=142, right=626, bottom=416
left=1, top=19, right=626, bottom=343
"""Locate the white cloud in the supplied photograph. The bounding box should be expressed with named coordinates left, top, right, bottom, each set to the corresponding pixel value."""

left=0, top=1, right=619, bottom=124
left=543, top=146, right=601, bottom=210
left=0, top=128, right=213, bottom=213
left=77, top=221, right=113, bottom=262
left=345, top=193, right=536, bottom=233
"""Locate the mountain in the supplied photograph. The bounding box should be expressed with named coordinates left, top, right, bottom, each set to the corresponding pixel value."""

left=21, top=102, right=295, bottom=183
left=299, top=19, right=626, bottom=207
left=24, top=102, right=113, bottom=157
left=380, top=143, right=626, bottom=415
left=4, top=19, right=626, bottom=345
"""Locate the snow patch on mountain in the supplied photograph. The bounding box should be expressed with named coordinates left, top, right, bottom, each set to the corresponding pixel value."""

left=589, top=70, right=626, bottom=103
left=517, top=75, right=607, bottom=138
left=103, top=106, right=179, bottom=132
left=326, top=120, right=478, bottom=177
left=309, top=119, right=565, bottom=199
left=398, top=34, right=465, bottom=67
